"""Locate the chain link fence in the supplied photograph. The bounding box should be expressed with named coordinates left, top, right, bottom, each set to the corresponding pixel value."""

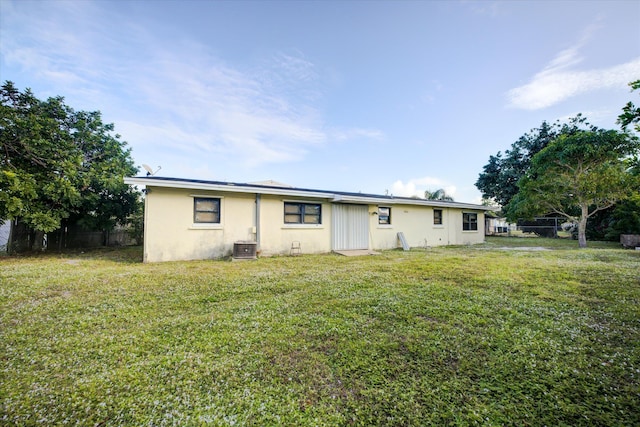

left=516, top=217, right=565, bottom=238
left=4, top=220, right=138, bottom=253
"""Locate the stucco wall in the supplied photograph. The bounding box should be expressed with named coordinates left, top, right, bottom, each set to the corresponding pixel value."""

left=256, top=194, right=332, bottom=257
left=369, top=205, right=484, bottom=250
left=143, top=187, right=333, bottom=262
left=143, top=187, right=256, bottom=262
left=142, top=187, right=484, bottom=262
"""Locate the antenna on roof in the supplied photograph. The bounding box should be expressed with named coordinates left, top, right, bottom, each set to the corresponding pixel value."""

left=142, top=164, right=162, bottom=176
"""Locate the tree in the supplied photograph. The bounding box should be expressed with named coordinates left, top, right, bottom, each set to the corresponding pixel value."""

left=507, top=129, right=640, bottom=248
left=0, top=81, right=140, bottom=248
left=1, top=82, right=79, bottom=232
left=475, top=115, right=594, bottom=215
left=618, top=80, right=640, bottom=133
left=424, top=188, right=454, bottom=201
left=577, top=80, right=640, bottom=241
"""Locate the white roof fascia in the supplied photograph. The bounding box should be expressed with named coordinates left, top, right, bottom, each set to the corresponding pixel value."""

left=124, top=177, right=489, bottom=211
left=333, top=194, right=488, bottom=210
left=124, top=177, right=333, bottom=200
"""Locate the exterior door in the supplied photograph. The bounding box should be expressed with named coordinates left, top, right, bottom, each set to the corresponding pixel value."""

left=332, top=204, right=369, bottom=250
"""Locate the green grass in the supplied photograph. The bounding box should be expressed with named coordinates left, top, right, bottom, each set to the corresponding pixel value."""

left=1, top=237, right=639, bottom=426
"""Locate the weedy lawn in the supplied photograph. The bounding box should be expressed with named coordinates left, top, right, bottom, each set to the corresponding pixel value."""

left=1, top=237, right=639, bottom=426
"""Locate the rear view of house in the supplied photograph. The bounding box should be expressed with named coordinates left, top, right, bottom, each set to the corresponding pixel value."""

left=124, top=177, right=488, bottom=262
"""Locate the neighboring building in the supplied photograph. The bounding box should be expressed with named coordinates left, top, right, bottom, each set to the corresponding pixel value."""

left=124, top=176, right=490, bottom=263
left=0, top=220, right=11, bottom=251
left=485, top=213, right=512, bottom=235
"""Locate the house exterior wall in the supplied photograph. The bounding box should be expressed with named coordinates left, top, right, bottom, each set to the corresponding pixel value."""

left=257, top=194, right=332, bottom=256
left=142, top=185, right=484, bottom=262
left=144, top=187, right=256, bottom=262
left=369, top=205, right=484, bottom=250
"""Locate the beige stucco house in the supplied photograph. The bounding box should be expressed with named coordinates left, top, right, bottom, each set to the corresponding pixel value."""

left=124, top=176, right=489, bottom=262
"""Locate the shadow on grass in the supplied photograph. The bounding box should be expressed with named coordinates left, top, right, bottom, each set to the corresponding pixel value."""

left=0, top=245, right=144, bottom=264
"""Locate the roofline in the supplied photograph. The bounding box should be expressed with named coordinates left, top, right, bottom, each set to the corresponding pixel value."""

left=124, top=176, right=491, bottom=210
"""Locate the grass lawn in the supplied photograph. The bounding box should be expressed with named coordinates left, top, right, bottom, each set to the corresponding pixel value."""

left=1, top=237, right=639, bottom=426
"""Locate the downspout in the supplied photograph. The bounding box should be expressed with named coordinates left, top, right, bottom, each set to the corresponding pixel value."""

left=447, top=208, right=451, bottom=245
left=143, top=187, right=150, bottom=263
left=255, top=194, right=261, bottom=249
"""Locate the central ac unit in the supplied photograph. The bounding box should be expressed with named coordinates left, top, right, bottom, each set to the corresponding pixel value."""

left=233, top=241, right=257, bottom=259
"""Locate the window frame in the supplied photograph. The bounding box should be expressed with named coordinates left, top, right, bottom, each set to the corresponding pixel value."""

left=284, top=202, right=322, bottom=225
left=433, top=209, right=443, bottom=226
left=193, top=197, right=221, bottom=224
left=462, top=212, right=478, bottom=231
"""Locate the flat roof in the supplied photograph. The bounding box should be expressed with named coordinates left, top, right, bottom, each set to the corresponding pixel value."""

left=124, top=176, right=490, bottom=211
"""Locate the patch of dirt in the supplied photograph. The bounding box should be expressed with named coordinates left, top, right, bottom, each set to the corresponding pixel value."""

left=495, top=247, right=551, bottom=251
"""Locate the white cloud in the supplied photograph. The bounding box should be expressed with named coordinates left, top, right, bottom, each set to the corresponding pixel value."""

left=330, top=128, right=385, bottom=141
left=1, top=0, right=382, bottom=171
left=507, top=47, right=640, bottom=110
left=390, top=177, right=457, bottom=199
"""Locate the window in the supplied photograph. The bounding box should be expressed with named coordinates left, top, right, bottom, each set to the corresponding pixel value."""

left=378, top=207, right=391, bottom=225
left=194, top=198, right=220, bottom=223
left=284, top=202, right=321, bottom=224
left=434, top=209, right=443, bottom=225
left=463, top=212, right=478, bottom=231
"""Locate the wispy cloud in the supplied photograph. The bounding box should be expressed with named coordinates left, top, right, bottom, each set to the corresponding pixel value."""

left=464, top=0, right=507, bottom=18
left=506, top=28, right=640, bottom=110
left=330, top=128, right=385, bottom=141
left=508, top=57, right=640, bottom=110
left=0, top=0, right=381, bottom=172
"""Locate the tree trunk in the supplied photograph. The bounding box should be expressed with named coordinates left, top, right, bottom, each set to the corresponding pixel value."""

left=577, top=205, right=589, bottom=248
left=32, top=230, right=45, bottom=251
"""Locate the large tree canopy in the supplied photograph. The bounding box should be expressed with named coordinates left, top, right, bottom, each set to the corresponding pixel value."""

left=507, top=129, right=639, bottom=248
left=475, top=115, right=595, bottom=216
left=0, top=81, right=139, bottom=234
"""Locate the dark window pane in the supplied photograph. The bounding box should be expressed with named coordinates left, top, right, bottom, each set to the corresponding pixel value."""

left=463, top=213, right=478, bottom=230
left=378, top=207, right=391, bottom=224
left=195, top=211, right=219, bottom=223
left=434, top=209, right=443, bottom=225
left=194, top=198, right=220, bottom=223
left=195, top=199, right=217, bottom=212
left=304, top=214, right=320, bottom=224
left=305, top=205, right=320, bottom=215
left=284, top=204, right=301, bottom=214
left=284, top=202, right=321, bottom=224
left=285, top=214, right=302, bottom=223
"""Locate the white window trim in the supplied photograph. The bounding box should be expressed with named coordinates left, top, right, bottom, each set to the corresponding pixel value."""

left=281, top=224, right=325, bottom=230
left=189, top=224, right=223, bottom=230
left=190, top=194, right=225, bottom=199
left=283, top=199, right=323, bottom=204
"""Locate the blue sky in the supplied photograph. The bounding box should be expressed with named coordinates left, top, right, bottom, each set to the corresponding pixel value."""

left=1, top=0, right=639, bottom=203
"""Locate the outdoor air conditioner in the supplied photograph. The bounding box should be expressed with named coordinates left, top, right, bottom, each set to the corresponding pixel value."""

left=233, top=241, right=257, bottom=259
